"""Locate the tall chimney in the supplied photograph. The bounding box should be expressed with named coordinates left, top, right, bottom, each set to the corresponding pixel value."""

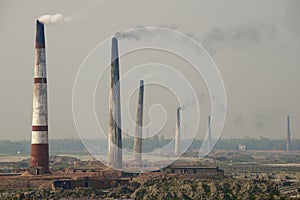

left=208, top=115, right=211, bottom=150
left=29, top=20, right=49, bottom=174
left=133, top=80, right=145, bottom=164
left=175, top=107, right=181, bottom=155
left=286, top=115, right=291, bottom=151
left=107, top=37, right=122, bottom=169
left=184, top=124, right=187, bottom=141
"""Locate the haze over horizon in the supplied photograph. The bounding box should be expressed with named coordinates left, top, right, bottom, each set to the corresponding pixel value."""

left=1, top=0, right=300, bottom=140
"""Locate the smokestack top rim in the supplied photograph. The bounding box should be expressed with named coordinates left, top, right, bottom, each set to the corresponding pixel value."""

left=35, top=19, right=45, bottom=48
left=36, top=19, right=43, bottom=25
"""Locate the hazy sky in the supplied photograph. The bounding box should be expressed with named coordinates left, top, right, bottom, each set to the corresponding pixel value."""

left=1, top=0, right=300, bottom=140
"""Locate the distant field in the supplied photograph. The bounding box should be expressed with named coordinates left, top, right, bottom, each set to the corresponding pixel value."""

left=0, top=155, right=29, bottom=162
left=264, top=163, right=300, bottom=167
left=0, top=154, right=92, bottom=162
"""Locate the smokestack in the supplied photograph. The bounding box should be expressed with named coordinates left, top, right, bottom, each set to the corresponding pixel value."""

left=184, top=124, right=187, bottom=141
left=286, top=115, right=291, bottom=151
left=175, top=107, right=181, bottom=155
left=133, top=80, right=145, bottom=164
left=208, top=115, right=211, bottom=150
left=29, top=20, right=49, bottom=174
left=107, top=37, right=122, bottom=169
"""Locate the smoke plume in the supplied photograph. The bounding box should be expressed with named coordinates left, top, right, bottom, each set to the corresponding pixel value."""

left=115, top=23, right=278, bottom=55
left=115, top=24, right=199, bottom=43
left=202, top=23, right=277, bottom=53
left=38, top=13, right=68, bottom=25
left=180, top=93, right=207, bottom=111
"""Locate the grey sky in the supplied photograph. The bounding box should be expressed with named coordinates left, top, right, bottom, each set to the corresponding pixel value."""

left=0, top=0, right=300, bottom=140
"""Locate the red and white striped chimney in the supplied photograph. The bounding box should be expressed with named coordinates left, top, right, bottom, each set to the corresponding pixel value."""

left=29, top=20, right=49, bottom=174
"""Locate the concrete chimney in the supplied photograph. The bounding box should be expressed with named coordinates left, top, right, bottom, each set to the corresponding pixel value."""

left=107, top=37, right=122, bottom=169
left=286, top=115, right=291, bottom=151
left=175, top=107, right=181, bottom=155
left=208, top=115, right=211, bottom=150
left=184, top=124, right=187, bottom=141
left=29, top=20, right=49, bottom=174
left=133, top=80, right=145, bottom=164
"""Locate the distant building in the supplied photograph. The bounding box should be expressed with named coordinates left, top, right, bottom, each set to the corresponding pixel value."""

left=52, top=177, right=130, bottom=190
left=238, top=144, right=246, bottom=151
left=163, top=165, right=224, bottom=179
